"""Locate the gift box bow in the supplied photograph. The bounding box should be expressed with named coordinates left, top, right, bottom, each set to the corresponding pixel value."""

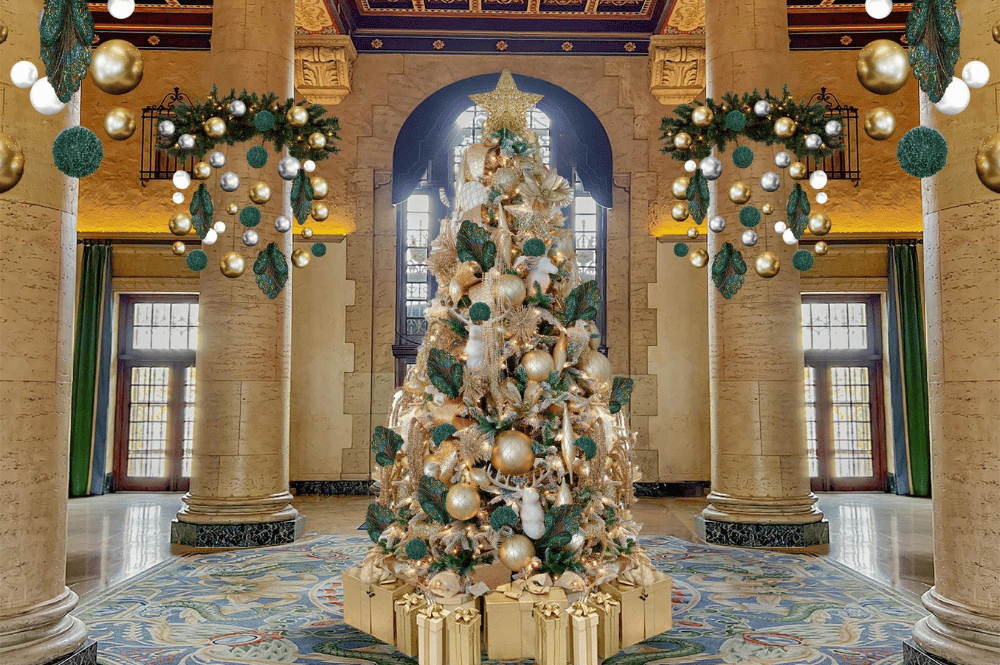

left=587, top=591, right=619, bottom=613
left=616, top=565, right=655, bottom=588
left=568, top=601, right=597, bottom=618
left=418, top=603, right=446, bottom=619
left=451, top=607, right=480, bottom=624
left=535, top=602, right=563, bottom=618
left=399, top=592, right=426, bottom=610
left=502, top=578, right=550, bottom=599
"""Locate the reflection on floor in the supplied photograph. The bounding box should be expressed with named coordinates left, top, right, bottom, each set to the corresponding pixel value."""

left=66, top=491, right=933, bottom=603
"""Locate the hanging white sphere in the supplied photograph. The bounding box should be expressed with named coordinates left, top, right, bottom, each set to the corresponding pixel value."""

left=824, top=120, right=843, bottom=137
left=277, top=155, right=301, bottom=181
left=275, top=215, right=293, bottom=233
left=961, top=61, right=990, bottom=89
left=10, top=61, right=39, bottom=89
left=774, top=220, right=788, bottom=234
left=213, top=221, right=226, bottom=234
left=177, top=133, right=195, bottom=150
left=816, top=191, right=829, bottom=204
left=242, top=229, right=259, bottom=247
left=775, top=151, right=792, bottom=168
left=684, top=159, right=698, bottom=173
left=782, top=228, right=799, bottom=245
left=172, top=169, right=191, bottom=190
left=933, top=77, right=971, bottom=115
left=303, top=159, right=316, bottom=173
left=208, top=151, right=226, bottom=168
left=809, top=170, right=828, bottom=190
left=865, top=0, right=892, bottom=20
left=804, top=134, right=823, bottom=150
left=203, top=228, right=218, bottom=245
left=760, top=171, right=781, bottom=192
left=171, top=191, right=184, bottom=204
left=753, top=100, right=771, bottom=117
left=699, top=155, right=723, bottom=181
left=229, top=100, right=247, bottom=116
left=708, top=215, right=726, bottom=233
left=158, top=119, right=176, bottom=137
left=29, top=77, right=66, bottom=115
left=219, top=171, right=240, bottom=192
left=741, top=229, right=758, bottom=247
left=107, top=0, right=135, bottom=19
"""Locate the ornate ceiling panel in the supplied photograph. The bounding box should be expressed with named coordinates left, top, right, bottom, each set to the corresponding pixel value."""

left=89, top=1, right=214, bottom=50
left=787, top=1, right=909, bottom=50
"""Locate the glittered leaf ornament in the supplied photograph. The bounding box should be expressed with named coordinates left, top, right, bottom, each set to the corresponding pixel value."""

left=427, top=348, right=464, bottom=399
left=253, top=242, right=289, bottom=299
left=711, top=242, right=747, bottom=299
left=418, top=475, right=452, bottom=524
left=189, top=183, right=214, bottom=239
left=560, top=280, right=601, bottom=327
left=574, top=436, right=597, bottom=461
left=456, top=220, right=497, bottom=271
left=365, top=503, right=395, bottom=543
left=489, top=505, right=517, bottom=530
left=372, top=425, right=404, bottom=467
left=906, top=0, right=961, bottom=103
left=290, top=168, right=314, bottom=225
left=39, top=0, right=94, bottom=103
left=786, top=183, right=811, bottom=238
left=536, top=504, right=582, bottom=549
left=685, top=168, right=711, bottom=224
left=609, top=377, right=635, bottom=415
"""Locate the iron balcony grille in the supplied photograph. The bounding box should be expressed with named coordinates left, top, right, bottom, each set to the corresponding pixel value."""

left=806, top=87, right=860, bottom=186
left=140, top=87, right=193, bottom=186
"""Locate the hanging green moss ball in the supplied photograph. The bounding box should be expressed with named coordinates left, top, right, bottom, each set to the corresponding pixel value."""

left=725, top=111, right=747, bottom=131
left=405, top=538, right=428, bottom=560
left=311, top=242, right=327, bottom=257
left=52, top=127, right=104, bottom=178
left=739, top=206, right=761, bottom=228
left=732, top=145, right=755, bottom=168
left=897, top=126, right=948, bottom=178
left=186, top=249, right=208, bottom=271
left=674, top=242, right=690, bottom=257
left=792, top=249, right=815, bottom=271
left=432, top=423, right=457, bottom=447
left=246, top=145, right=268, bottom=168
left=239, top=206, right=261, bottom=228
left=523, top=238, right=546, bottom=256
left=469, top=302, right=491, bottom=323
left=254, top=110, right=275, bottom=132
left=490, top=505, right=517, bottom=530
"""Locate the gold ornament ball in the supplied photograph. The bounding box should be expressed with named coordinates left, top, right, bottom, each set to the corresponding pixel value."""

left=815, top=241, right=829, bottom=256
left=499, top=535, right=535, bottom=571
left=691, top=106, right=715, bottom=128
left=291, top=248, right=311, bottom=268
left=491, top=430, right=535, bottom=476
left=686, top=226, right=699, bottom=240
left=0, top=22, right=7, bottom=44
left=219, top=252, right=246, bottom=278
left=168, top=212, right=192, bottom=236
left=171, top=241, right=186, bottom=256
left=249, top=181, right=272, bottom=205
left=286, top=106, right=310, bottom=128
left=577, top=348, right=612, bottom=384
left=227, top=202, right=239, bottom=215
left=310, top=176, right=329, bottom=200
left=728, top=181, right=751, bottom=204
left=994, top=23, right=1000, bottom=44
left=762, top=203, right=774, bottom=215
left=0, top=133, right=25, bottom=195
left=788, top=162, right=808, bottom=180
left=673, top=132, right=693, bottom=150
left=469, top=466, right=490, bottom=487
left=754, top=251, right=781, bottom=278
left=192, top=161, right=212, bottom=180
left=203, top=117, right=226, bottom=139
left=671, top=201, right=690, bottom=222
left=975, top=133, right=1000, bottom=193
left=89, top=39, right=144, bottom=95
left=312, top=201, right=330, bottom=222
left=301, top=227, right=314, bottom=240
left=520, top=349, right=555, bottom=382
left=774, top=117, right=797, bottom=139
left=103, top=107, right=136, bottom=141
left=445, top=483, right=481, bottom=521
left=864, top=107, right=897, bottom=141
left=496, top=273, right=526, bottom=307
left=671, top=176, right=690, bottom=200
left=856, top=39, right=911, bottom=95
left=808, top=212, right=832, bottom=236
left=689, top=247, right=709, bottom=268
left=307, top=132, right=327, bottom=150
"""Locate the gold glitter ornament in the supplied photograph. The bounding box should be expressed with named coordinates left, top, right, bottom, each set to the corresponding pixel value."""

left=312, top=202, right=330, bottom=221
left=788, top=162, right=808, bottom=180
left=491, top=430, right=535, bottom=476
left=103, top=107, right=136, bottom=140
left=169, top=212, right=192, bottom=236
left=469, top=69, right=544, bottom=135
left=520, top=349, right=554, bottom=382
left=691, top=106, right=714, bottom=127
left=286, top=106, right=309, bottom=127
left=774, top=117, right=797, bottom=139
left=499, top=534, right=535, bottom=570
left=310, top=176, right=329, bottom=200
left=192, top=161, right=212, bottom=180
left=291, top=248, right=311, bottom=268
left=975, top=133, right=1000, bottom=193
left=856, top=39, right=911, bottom=95
left=728, top=181, right=751, bottom=204
left=671, top=177, right=689, bottom=200
left=227, top=202, right=239, bottom=215
left=671, top=202, right=689, bottom=221
left=673, top=132, right=693, bottom=150
left=220, top=252, right=246, bottom=278
left=307, top=132, right=327, bottom=150
left=492, top=166, right=520, bottom=194
left=0, top=134, right=25, bottom=194
left=171, top=241, right=186, bottom=256
left=445, top=483, right=481, bottom=521
left=814, top=241, right=829, bottom=256
left=808, top=212, right=832, bottom=236
left=89, top=39, right=144, bottom=94
left=203, top=117, right=226, bottom=139
left=754, top=252, right=781, bottom=278
left=689, top=248, right=709, bottom=268
left=249, top=181, right=272, bottom=204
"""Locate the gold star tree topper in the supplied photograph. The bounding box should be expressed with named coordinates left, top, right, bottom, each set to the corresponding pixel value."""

left=469, top=70, right=544, bottom=135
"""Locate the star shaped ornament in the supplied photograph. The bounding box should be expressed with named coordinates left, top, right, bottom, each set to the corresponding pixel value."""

left=470, top=69, right=544, bottom=135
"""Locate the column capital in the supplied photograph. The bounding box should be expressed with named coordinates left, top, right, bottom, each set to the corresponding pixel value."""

left=294, top=34, right=358, bottom=107
left=648, top=34, right=706, bottom=106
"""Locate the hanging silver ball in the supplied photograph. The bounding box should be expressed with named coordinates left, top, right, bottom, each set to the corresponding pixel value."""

left=824, top=119, right=842, bottom=137
left=741, top=229, right=758, bottom=247
left=753, top=100, right=771, bottom=117
left=699, top=155, right=723, bottom=181
left=219, top=171, right=240, bottom=192
left=708, top=215, right=726, bottom=233
left=804, top=134, right=823, bottom=150
left=275, top=215, right=292, bottom=233
left=242, top=229, right=259, bottom=247
left=277, top=156, right=302, bottom=181
left=158, top=119, right=176, bottom=137
left=774, top=151, right=792, bottom=168
left=177, top=134, right=195, bottom=150
left=208, top=151, right=226, bottom=168
left=229, top=100, right=247, bottom=117
left=760, top=171, right=781, bottom=192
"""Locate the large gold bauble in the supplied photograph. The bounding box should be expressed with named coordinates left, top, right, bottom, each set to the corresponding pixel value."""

left=169, top=212, right=192, bottom=236
left=491, top=430, right=535, bottom=476
left=762, top=203, right=774, bottom=215
left=975, top=133, right=1000, bottom=193
left=307, top=132, right=327, bottom=150
left=89, top=39, right=144, bottom=94
left=171, top=241, right=186, bottom=256
left=774, top=117, right=797, bottom=139
left=0, top=22, right=7, bottom=44
left=856, top=39, right=911, bottom=95
left=788, top=162, right=808, bottom=180
left=227, top=202, right=239, bottom=215
left=103, top=107, right=136, bottom=140
left=291, top=248, right=311, bottom=268
left=691, top=106, right=715, bottom=128
left=310, top=176, right=329, bottom=200
left=312, top=201, right=330, bottom=221
left=202, top=118, right=225, bottom=140
left=499, top=535, right=535, bottom=571
left=192, top=161, right=212, bottom=180
left=994, top=23, right=1000, bottom=44
left=671, top=201, right=689, bottom=221
left=671, top=176, right=689, bottom=200
left=445, top=483, right=481, bottom=521
left=496, top=273, right=526, bottom=307
left=686, top=227, right=699, bottom=240
left=808, top=212, right=832, bottom=236
left=0, top=133, right=25, bottom=194
left=863, top=107, right=896, bottom=141
left=754, top=252, right=781, bottom=278
left=520, top=350, right=555, bottom=382
left=728, top=181, right=751, bottom=204
left=689, top=247, right=709, bottom=268
left=673, top=132, right=692, bottom=150
left=220, top=252, right=246, bottom=278
left=249, top=181, right=272, bottom=204
left=577, top=348, right=612, bottom=384
left=286, top=106, right=310, bottom=128
left=814, top=241, right=829, bottom=256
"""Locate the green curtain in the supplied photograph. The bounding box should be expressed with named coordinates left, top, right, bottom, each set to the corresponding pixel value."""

left=69, top=243, right=112, bottom=497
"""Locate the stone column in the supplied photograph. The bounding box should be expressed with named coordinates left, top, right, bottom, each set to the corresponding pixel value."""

left=171, top=0, right=303, bottom=547
left=694, top=0, right=827, bottom=548
left=0, top=3, right=96, bottom=664
left=905, top=2, right=1000, bottom=662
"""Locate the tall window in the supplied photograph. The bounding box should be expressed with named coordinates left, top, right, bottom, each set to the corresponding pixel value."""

left=801, top=295, right=886, bottom=491
left=114, top=295, right=198, bottom=491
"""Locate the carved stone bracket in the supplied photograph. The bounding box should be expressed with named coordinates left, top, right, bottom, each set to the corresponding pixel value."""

left=294, top=35, right=357, bottom=106
left=648, top=35, right=706, bottom=106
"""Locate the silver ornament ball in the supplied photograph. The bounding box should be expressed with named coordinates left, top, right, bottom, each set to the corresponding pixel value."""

left=760, top=171, right=781, bottom=192
left=741, top=229, right=758, bottom=247
left=219, top=171, right=241, bottom=192
left=753, top=100, right=771, bottom=117
left=277, top=156, right=302, bottom=181
left=775, top=151, right=792, bottom=168
left=708, top=215, right=726, bottom=233
left=805, top=133, right=823, bottom=150
left=824, top=120, right=842, bottom=137
left=177, top=133, right=195, bottom=150
left=242, top=229, right=259, bottom=247
left=275, top=215, right=292, bottom=233
left=208, top=151, right=226, bottom=168
left=229, top=100, right=247, bottom=117
left=158, top=119, right=175, bottom=137
left=699, top=155, right=723, bottom=181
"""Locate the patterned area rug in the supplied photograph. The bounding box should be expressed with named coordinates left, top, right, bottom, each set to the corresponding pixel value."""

left=77, top=534, right=922, bottom=665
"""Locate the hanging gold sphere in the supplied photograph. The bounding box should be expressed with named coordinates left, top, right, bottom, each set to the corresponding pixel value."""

left=171, top=241, right=186, bottom=256
left=520, top=349, right=555, bottom=382
left=249, top=181, right=272, bottom=204
left=856, top=39, right=911, bottom=95
left=577, top=348, right=612, bottom=384
left=168, top=212, right=192, bottom=236
left=788, top=162, right=808, bottom=180
left=975, top=133, right=1000, bottom=193
left=0, top=22, right=7, bottom=44
left=312, top=201, right=330, bottom=221
left=291, top=248, right=311, bottom=268
left=220, top=252, right=246, bottom=278
left=773, top=117, right=797, bottom=139
left=499, top=535, right=535, bottom=571
left=226, top=202, right=239, bottom=215
left=686, top=226, right=699, bottom=239
left=445, top=483, right=481, bottom=521
left=814, top=241, right=829, bottom=256
left=728, top=181, right=752, bottom=204
left=0, top=133, right=25, bottom=194
left=863, top=107, right=897, bottom=141
left=673, top=132, right=693, bottom=150
left=203, top=117, right=226, bottom=139
left=496, top=273, right=527, bottom=307
left=307, top=132, right=327, bottom=150
left=762, top=203, right=774, bottom=215
left=103, top=107, right=136, bottom=141
left=808, top=212, right=832, bottom=236
left=301, top=227, right=314, bottom=239
left=689, top=247, right=709, bottom=268
left=192, top=161, right=212, bottom=180
left=491, top=430, right=535, bottom=476
left=286, top=106, right=310, bottom=127
left=310, top=176, right=329, bottom=200
left=89, top=39, right=144, bottom=95
left=754, top=251, right=781, bottom=278
left=691, top=106, right=715, bottom=128
left=671, top=201, right=690, bottom=221
left=994, top=23, right=1000, bottom=44
left=671, top=176, right=690, bottom=200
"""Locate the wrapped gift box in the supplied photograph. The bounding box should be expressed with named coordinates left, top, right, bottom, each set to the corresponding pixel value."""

left=484, top=582, right=568, bottom=661
left=599, top=571, right=672, bottom=648
left=417, top=604, right=449, bottom=665
left=446, top=606, right=482, bottom=665
left=341, top=567, right=414, bottom=645
left=534, top=601, right=569, bottom=665
left=568, top=600, right=599, bottom=665
left=587, top=591, right=621, bottom=659
left=394, top=592, right=427, bottom=657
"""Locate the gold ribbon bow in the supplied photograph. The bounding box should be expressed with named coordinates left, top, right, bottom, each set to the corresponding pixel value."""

left=399, top=592, right=426, bottom=610
left=502, top=578, right=550, bottom=600
left=568, top=601, right=596, bottom=618
left=535, top=601, right=563, bottom=618
left=588, top=591, right=619, bottom=613
left=451, top=607, right=480, bottom=624
left=418, top=603, right=445, bottom=620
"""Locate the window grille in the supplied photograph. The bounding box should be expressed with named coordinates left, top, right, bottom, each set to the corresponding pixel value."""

left=140, top=87, right=193, bottom=185
left=805, top=88, right=860, bottom=185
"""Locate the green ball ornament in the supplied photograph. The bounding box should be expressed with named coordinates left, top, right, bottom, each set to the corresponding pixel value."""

left=490, top=505, right=518, bottom=531
left=186, top=249, right=208, bottom=271
left=469, top=302, right=491, bottom=323
left=240, top=206, right=261, bottom=228
left=739, top=206, right=761, bottom=228
left=673, top=242, right=690, bottom=257
left=254, top=110, right=275, bottom=132
left=732, top=145, right=754, bottom=168
left=897, top=126, right=948, bottom=178
left=792, top=249, right=815, bottom=271
left=523, top=238, right=546, bottom=256
left=405, top=538, right=428, bottom=560
left=52, top=127, right=104, bottom=178
left=725, top=111, right=747, bottom=131
left=246, top=145, right=268, bottom=168
left=311, top=242, right=327, bottom=257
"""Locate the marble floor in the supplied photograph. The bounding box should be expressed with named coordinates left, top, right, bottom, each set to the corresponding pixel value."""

left=65, top=491, right=934, bottom=603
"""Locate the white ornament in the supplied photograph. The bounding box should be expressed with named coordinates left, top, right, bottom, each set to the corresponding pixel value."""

left=219, top=171, right=240, bottom=192
left=242, top=229, right=259, bottom=247
left=961, top=61, right=990, bottom=89
left=825, top=120, right=843, bottom=137
left=805, top=134, right=823, bottom=150
left=275, top=215, right=292, bottom=233
left=107, top=0, right=135, bottom=19
left=303, top=159, right=316, bottom=173
left=172, top=170, right=191, bottom=190
left=775, top=151, right=792, bottom=168
left=684, top=159, right=698, bottom=173
left=816, top=192, right=829, bottom=204
left=865, top=0, right=892, bottom=20
left=699, top=155, right=723, bottom=180
left=203, top=228, right=218, bottom=245
left=753, top=100, right=771, bottom=117
left=782, top=228, right=799, bottom=245
left=229, top=100, right=247, bottom=117
left=213, top=221, right=226, bottom=234
left=277, top=155, right=301, bottom=180
left=158, top=119, right=176, bottom=137
left=177, top=133, right=195, bottom=150
left=171, top=192, right=184, bottom=204
left=933, top=77, right=971, bottom=115
left=741, top=229, right=758, bottom=247
left=29, top=77, right=66, bottom=115
left=10, top=61, right=39, bottom=89
left=760, top=171, right=781, bottom=192
left=519, top=486, right=545, bottom=539
left=464, top=323, right=484, bottom=371
left=774, top=221, right=788, bottom=234
left=524, top=256, right=559, bottom=294
left=809, top=170, right=828, bottom=190
left=208, top=151, right=226, bottom=168
left=708, top=215, right=726, bottom=233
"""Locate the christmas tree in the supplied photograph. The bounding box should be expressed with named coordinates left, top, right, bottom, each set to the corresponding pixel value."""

left=362, top=71, right=653, bottom=599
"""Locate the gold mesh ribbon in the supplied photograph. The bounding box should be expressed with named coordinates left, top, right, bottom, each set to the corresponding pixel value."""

left=479, top=269, right=504, bottom=400
left=451, top=607, right=480, bottom=624
left=418, top=603, right=445, bottom=619
left=535, top=602, right=562, bottom=618
left=568, top=600, right=597, bottom=618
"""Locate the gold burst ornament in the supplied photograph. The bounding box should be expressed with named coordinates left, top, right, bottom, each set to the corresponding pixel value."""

left=468, top=69, right=544, bottom=135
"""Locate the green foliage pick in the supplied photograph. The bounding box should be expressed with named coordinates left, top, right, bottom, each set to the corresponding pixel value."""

left=189, top=183, right=214, bottom=239
left=418, top=475, right=452, bottom=524
left=254, top=110, right=275, bottom=131
left=253, top=242, right=289, bottom=299
left=405, top=538, right=428, bottom=560
left=725, top=110, right=747, bottom=131
left=311, top=242, right=327, bottom=257
left=739, top=206, right=761, bottom=228
left=541, top=547, right=586, bottom=576
left=490, top=506, right=518, bottom=531
left=685, top=168, right=710, bottom=224
left=523, top=238, right=546, bottom=257
left=536, top=505, right=583, bottom=549
left=560, top=280, right=601, bottom=326
left=469, top=302, right=491, bottom=323
left=457, top=220, right=497, bottom=270
left=290, top=169, right=315, bottom=225
left=432, top=423, right=457, bottom=447
left=786, top=183, right=811, bottom=238
left=711, top=242, right=748, bottom=299
left=185, top=250, right=208, bottom=272
left=39, top=0, right=94, bottom=103
left=732, top=145, right=754, bottom=168
left=906, top=0, right=961, bottom=104
left=246, top=145, right=268, bottom=168
left=793, top=249, right=815, bottom=272
left=609, top=376, right=634, bottom=415
left=427, top=348, right=464, bottom=399
left=674, top=242, right=690, bottom=257
left=897, top=127, right=948, bottom=178
left=574, top=436, right=597, bottom=461
left=239, top=206, right=261, bottom=228
left=365, top=503, right=395, bottom=543
left=52, top=127, right=103, bottom=178
left=371, top=425, right=404, bottom=467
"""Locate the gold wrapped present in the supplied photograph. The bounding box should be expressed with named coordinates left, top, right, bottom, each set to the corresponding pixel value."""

left=341, top=567, right=414, bottom=645
left=534, top=601, right=568, bottom=665
left=568, top=601, right=598, bottom=665
left=599, top=570, right=672, bottom=648
left=484, top=581, right=568, bottom=661
left=416, top=603, right=449, bottom=665
left=394, top=592, right=427, bottom=657
left=588, top=591, right=621, bottom=659
left=446, top=606, right=482, bottom=665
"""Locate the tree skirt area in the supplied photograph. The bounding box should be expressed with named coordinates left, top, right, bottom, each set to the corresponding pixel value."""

left=77, top=534, right=922, bottom=665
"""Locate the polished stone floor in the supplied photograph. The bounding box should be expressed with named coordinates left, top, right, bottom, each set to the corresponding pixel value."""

left=66, top=491, right=934, bottom=603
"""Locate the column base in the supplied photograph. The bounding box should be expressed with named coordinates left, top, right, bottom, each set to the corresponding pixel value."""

left=904, top=640, right=963, bottom=665
left=694, top=515, right=830, bottom=548
left=42, top=639, right=97, bottom=665
left=908, top=589, right=1000, bottom=665
left=171, top=515, right=306, bottom=548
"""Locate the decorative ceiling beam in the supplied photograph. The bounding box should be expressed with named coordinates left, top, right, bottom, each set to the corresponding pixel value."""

left=648, top=34, right=705, bottom=106
left=294, top=35, right=358, bottom=106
